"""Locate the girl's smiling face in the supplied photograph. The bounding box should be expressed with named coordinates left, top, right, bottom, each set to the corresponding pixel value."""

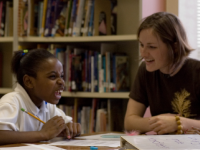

left=28, top=58, right=65, bottom=107
left=139, top=28, right=171, bottom=74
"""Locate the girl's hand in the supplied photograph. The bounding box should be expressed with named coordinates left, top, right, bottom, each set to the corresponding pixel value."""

left=40, top=116, right=65, bottom=140
left=59, top=122, right=81, bottom=139
left=149, top=115, right=177, bottom=135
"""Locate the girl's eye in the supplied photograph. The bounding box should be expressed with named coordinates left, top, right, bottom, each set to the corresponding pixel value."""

left=61, top=75, right=64, bottom=79
left=49, top=75, right=56, bottom=79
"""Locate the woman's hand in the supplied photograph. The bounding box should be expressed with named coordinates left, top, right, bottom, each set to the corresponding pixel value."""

left=185, top=127, right=200, bottom=134
left=149, top=114, right=178, bottom=135
left=59, top=122, right=81, bottom=139
left=40, top=116, right=65, bottom=140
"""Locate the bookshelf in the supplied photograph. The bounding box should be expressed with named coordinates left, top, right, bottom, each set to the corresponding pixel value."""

left=1, top=0, right=142, bottom=132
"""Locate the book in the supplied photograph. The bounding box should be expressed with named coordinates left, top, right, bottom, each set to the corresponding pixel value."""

left=121, top=135, right=200, bottom=150
left=87, top=0, right=94, bottom=36
left=41, top=0, right=48, bottom=37
left=27, top=0, right=37, bottom=36
left=68, top=0, right=78, bottom=36
left=53, top=0, right=68, bottom=37
left=44, top=0, right=52, bottom=37
left=64, top=0, right=72, bottom=36
left=0, top=0, right=6, bottom=37
left=73, top=0, right=86, bottom=36
left=37, top=1, right=43, bottom=36
left=82, top=0, right=92, bottom=36
left=5, top=0, right=13, bottom=36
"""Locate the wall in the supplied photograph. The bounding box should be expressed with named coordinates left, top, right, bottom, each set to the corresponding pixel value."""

left=142, top=0, right=166, bottom=18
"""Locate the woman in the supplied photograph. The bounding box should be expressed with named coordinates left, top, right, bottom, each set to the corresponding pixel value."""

left=124, top=12, right=200, bottom=135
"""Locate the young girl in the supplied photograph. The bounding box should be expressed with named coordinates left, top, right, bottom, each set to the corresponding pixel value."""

left=124, top=12, right=200, bottom=135
left=0, top=49, right=81, bottom=145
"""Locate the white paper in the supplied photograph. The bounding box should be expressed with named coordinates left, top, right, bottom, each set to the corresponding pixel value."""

left=121, top=134, right=200, bottom=150
left=0, top=144, right=65, bottom=150
left=75, top=133, right=125, bottom=141
left=49, top=139, right=120, bottom=147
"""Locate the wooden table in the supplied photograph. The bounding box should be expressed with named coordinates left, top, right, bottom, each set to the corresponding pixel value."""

left=0, top=132, right=121, bottom=150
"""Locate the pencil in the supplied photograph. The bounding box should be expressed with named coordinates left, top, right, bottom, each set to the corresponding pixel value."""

left=21, top=108, right=45, bottom=124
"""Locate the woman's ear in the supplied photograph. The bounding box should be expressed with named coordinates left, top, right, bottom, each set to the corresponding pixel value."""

left=23, top=74, right=34, bottom=89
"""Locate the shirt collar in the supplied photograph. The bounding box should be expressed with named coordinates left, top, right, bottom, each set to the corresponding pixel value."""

left=15, top=83, right=49, bottom=115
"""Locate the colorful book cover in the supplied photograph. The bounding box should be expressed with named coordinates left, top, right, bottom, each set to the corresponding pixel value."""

left=53, top=0, right=68, bottom=37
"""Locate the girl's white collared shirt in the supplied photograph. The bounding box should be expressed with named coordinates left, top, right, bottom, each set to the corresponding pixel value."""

left=0, top=83, right=72, bottom=131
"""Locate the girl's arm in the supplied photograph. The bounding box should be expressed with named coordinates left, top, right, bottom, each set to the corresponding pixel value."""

left=124, top=98, right=151, bottom=133
left=0, top=116, right=66, bottom=145
left=0, top=130, right=46, bottom=145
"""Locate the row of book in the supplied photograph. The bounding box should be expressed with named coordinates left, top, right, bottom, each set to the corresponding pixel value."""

left=48, top=43, right=130, bottom=92
left=18, top=0, right=117, bottom=37
left=0, top=0, right=13, bottom=37
left=19, top=43, right=130, bottom=92
left=18, top=43, right=129, bottom=93
left=57, top=98, right=125, bottom=133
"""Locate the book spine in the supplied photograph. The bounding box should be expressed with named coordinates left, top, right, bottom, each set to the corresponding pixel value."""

left=41, top=0, right=48, bottom=37
left=73, top=0, right=85, bottom=37
left=94, top=51, right=98, bottom=92
left=64, top=0, right=72, bottom=36
left=87, top=0, right=94, bottom=36
left=44, top=0, right=52, bottom=37
left=98, top=54, right=104, bottom=93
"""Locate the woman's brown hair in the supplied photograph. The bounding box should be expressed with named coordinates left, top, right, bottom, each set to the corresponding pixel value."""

left=137, top=12, right=193, bottom=74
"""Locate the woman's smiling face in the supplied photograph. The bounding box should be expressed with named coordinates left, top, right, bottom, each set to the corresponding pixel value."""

left=139, top=28, right=171, bottom=74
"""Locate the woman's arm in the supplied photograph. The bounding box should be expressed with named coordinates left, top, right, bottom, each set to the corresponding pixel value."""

left=124, top=98, right=151, bottom=133
left=147, top=113, right=200, bottom=134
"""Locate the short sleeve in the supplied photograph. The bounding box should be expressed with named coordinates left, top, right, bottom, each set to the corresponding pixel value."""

left=0, top=102, right=19, bottom=131
left=48, top=104, right=73, bottom=123
left=129, top=62, right=149, bottom=107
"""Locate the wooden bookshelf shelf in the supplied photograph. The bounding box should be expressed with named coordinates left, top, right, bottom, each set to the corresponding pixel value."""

left=0, top=88, right=13, bottom=94
left=18, top=35, right=137, bottom=43
left=61, top=91, right=129, bottom=99
left=0, top=88, right=129, bottom=99
left=0, top=37, right=13, bottom=42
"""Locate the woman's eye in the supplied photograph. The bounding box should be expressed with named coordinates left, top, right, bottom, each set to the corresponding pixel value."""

left=139, top=43, right=144, bottom=47
left=149, top=46, right=156, bottom=49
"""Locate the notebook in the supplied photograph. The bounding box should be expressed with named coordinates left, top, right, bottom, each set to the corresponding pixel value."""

left=120, top=134, right=200, bottom=150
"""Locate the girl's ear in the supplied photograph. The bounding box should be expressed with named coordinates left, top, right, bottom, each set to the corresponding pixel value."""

left=23, top=74, right=34, bottom=89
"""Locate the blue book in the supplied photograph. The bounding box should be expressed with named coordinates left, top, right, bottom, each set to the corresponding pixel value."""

left=87, top=0, right=94, bottom=36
